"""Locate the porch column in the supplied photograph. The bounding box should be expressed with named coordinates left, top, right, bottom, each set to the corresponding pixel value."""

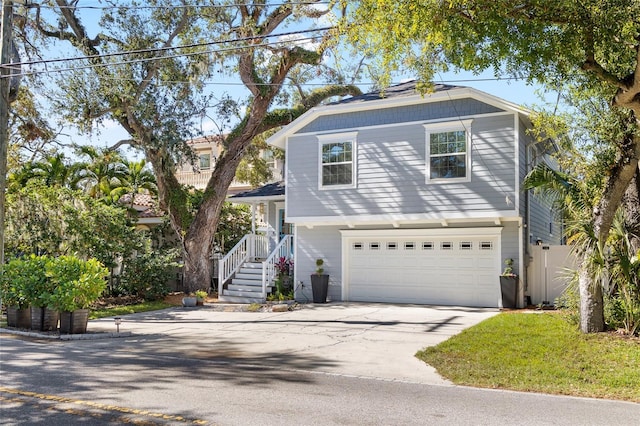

left=251, top=202, right=256, bottom=234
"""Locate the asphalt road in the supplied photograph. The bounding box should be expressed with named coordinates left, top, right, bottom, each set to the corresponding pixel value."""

left=1, top=333, right=639, bottom=425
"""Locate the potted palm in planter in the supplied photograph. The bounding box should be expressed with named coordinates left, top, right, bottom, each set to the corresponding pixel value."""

left=311, top=258, right=329, bottom=303
left=499, top=258, right=518, bottom=309
left=0, top=260, right=30, bottom=329
left=48, top=256, right=108, bottom=334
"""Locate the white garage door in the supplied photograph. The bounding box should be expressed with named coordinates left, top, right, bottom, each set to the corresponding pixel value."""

left=342, top=228, right=503, bottom=307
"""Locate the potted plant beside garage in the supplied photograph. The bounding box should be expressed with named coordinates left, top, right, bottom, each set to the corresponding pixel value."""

left=311, top=258, right=329, bottom=303
left=499, top=258, right=518, bottom=309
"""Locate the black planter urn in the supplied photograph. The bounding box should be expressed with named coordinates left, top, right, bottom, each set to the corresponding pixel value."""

left=499, top=276, right=518, bottom=309
left=59, top=309, right=90, bottom=334
left=30, top=306, right=59, bottom=331
left=311, top=274, right=329, bottom=303
left=7, top=306, right=31, bottom=328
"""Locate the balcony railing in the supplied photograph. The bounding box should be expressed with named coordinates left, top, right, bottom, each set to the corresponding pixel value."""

left=174, top=169, right=252, bottom=190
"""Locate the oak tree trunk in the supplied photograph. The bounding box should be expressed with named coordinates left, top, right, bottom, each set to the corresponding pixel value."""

left=177, top=146, right=247, bottom=292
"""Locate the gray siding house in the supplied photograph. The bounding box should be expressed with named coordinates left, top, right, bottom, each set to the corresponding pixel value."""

left=223, top=81, right=562, bottom=308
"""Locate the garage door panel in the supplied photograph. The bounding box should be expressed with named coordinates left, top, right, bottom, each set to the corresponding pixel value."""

left=346, top=231, right=502, bottom=307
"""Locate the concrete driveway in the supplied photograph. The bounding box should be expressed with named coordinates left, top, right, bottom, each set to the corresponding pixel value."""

left=90, top=303, right=499, bottom=385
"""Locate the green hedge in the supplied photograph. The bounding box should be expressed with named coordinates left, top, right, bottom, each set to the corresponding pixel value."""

left=0, top=255, right=108, bottom=311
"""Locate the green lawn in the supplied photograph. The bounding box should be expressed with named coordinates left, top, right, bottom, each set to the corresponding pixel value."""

left=89, top=300, right=173, bottom=319
left=416, top=312, right=640, bottom=402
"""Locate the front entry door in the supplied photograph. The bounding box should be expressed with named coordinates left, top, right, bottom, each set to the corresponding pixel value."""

left=276, top=202, right=293, bottom=239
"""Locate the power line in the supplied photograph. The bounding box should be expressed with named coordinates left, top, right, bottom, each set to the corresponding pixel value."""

left=1, top=26, right=332, bottom=73
left=4, top=34, right=324, bottom=78
left=29, top=2, right=332, bottom=10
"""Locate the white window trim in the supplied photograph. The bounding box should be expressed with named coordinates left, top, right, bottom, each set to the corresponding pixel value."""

left=424, top=120, right=473, bottom=184
left=318, top=131, right=358, bottom=190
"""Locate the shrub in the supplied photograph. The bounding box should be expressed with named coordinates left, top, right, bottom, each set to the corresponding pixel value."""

left=605, top=293, right=640, bottom=336
left=555, top=281, right=580, bottom=327
left=120, top=246, right=181, bottom=301
left=0, top=259, right=30, bottom=308
left=48, top=256, right=109, bottom=311
left=18, top=255, right=53, bottom=308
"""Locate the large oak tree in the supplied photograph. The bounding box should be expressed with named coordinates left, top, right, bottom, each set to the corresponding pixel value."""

left=346, top=0, right=640, bottom=333
left=21, top=1, right=360, bottom=291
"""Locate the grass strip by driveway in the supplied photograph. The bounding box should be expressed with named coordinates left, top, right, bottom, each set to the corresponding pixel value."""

left=89, top=301, right=173, bottom=320
left=416, top=312, right=640, bottom=402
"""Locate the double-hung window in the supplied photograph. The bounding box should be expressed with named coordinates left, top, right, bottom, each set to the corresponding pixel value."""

left=199, top=153, right=211, bottom=170
left=424, top=120, right=472, bottom=183
left=319, top=132, right=357, bottom=189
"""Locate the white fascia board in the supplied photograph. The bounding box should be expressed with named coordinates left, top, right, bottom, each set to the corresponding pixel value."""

left=287, top=211, right=520, bottom=227
left=267, top=87, right=532, bottom=150
left=229, top=195, right=285, bottom=204
left=340, top=227, right=504, bottom=238
left=465, top=88, right=530, bottom=119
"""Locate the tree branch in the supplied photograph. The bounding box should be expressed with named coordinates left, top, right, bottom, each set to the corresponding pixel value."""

left=107, top=139, right=135, bottom=151
left=53, top=0, right=102, bottom=52
left=134, top=3, right=192, bottom=101
left=256, top=84, right=362, bottom=134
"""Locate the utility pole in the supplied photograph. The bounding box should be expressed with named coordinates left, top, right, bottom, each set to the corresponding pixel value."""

left=0, top=0, right=13, bottom=267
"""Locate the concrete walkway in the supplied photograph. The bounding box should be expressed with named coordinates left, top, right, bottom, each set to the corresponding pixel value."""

left=89, top=302, right=499, bottom=385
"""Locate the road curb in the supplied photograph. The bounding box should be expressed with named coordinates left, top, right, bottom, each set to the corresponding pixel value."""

left=0, top=327, right=133, bottom=340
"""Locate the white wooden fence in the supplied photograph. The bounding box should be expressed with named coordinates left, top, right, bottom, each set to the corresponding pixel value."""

left=527, top=245, right=578, bottom=305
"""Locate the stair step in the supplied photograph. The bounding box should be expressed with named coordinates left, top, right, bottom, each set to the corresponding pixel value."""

left=231, top=278, right=264, bottom=286
left=236, top=272, right=262, bottom=280
left=228, top=283, right=268, bottom=292
left=223, top=289, right=266, bottom=298
left=218, top=294, right=265, bottom=304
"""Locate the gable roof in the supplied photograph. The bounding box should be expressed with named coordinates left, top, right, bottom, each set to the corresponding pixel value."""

left=267, top=80, right=531, bottom=149
left=330, top=80, right=460, bottom=104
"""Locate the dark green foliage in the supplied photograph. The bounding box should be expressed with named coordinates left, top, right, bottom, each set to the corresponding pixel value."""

left=215, top=203, right=252, bottom=254
left=4, top=183, right=138, bottom=268
left=120, top=244, right=181, bottom=301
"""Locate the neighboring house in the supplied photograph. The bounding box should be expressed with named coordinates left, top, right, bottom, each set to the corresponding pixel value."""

left=175, top=135, right=284, bottom=194
left=120, top=193, right=164, bottom=230
left=222, top=81, right=563, bottom=307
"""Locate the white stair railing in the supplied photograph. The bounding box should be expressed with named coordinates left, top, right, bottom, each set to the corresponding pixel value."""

left=218, top=234, right=269, bottom=289
left=261, top=235, right=293, bottom=296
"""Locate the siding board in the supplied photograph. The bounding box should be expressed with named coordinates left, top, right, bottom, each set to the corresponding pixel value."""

left=299, top=99, right=502, bottom=133
left=287, top=112, right=518, bottom=220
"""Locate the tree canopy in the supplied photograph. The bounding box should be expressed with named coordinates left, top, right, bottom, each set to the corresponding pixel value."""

left=15, top=1, right=362, bottom=291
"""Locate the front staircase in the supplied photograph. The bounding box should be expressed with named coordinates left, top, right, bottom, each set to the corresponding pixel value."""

left=217, top=234, right=293, bottom=304
left=218, top=262, right=271, bottom=303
